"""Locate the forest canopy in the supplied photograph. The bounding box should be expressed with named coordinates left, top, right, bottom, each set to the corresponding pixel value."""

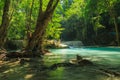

left=0, top=0, right=120, bottom=53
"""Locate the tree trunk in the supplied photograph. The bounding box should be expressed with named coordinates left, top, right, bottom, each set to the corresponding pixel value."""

left=26, top=0, right=34, bottom=41
left=109, top=10, right=120, bottom=46
left=26, top=0, right=59, bottom=54
left=0, top=0, right=11, bottom=49
left=113, top=16, right=119, bottom=46
left=105, top=0, right=120, bottom=46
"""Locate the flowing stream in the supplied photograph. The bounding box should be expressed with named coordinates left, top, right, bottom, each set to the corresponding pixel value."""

left=43, top=47, right=120, bottom=80
left=49, top=47, right=120, bottom=65
left=0, top=47, right=120, bottom=80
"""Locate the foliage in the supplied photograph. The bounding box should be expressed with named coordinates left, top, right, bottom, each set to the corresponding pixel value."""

left=0, top=0, right=120, bottom=46
left=45, top=3, right=64, bottom=40
left=3, top=0, right=63, bottom=40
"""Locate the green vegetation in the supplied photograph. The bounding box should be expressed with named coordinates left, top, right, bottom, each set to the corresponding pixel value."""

left=0, top=0, right=120, bottom=79
left=61, top=0, right=120, bottom=46
left=0, top=0, right=120, bottom=52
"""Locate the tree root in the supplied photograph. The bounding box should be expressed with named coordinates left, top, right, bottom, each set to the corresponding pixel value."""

left=6, top=51, right=43, bottom=58
left=0, top=49, right=7, bottom=60
left=98, top=68, right=120, bottom=77
left=49, top=59, right=94, bottom=70
left=0, top=48, right=7, bottom=54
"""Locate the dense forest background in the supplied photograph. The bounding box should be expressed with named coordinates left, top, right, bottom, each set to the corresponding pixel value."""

left=0, top=0, right=120, bottom=51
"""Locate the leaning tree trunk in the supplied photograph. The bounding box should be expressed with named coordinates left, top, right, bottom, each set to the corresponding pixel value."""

left=0, top=0, right=11, bottom=49
left=26, top=0, right=59, bottom=53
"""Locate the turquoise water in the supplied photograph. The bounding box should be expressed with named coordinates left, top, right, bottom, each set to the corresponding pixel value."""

left=43, top=47, right=120, bottom=80
left=1, top=47, right=120, bottom=80
left=49, top=47, right=120, bottom=66
left=50, top=47, right=120, bottom=55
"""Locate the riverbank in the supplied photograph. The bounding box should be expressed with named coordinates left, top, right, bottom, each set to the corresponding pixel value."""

left=0, top=54, right=120, bottom=80
left=0, top=47, right=120, bottom=80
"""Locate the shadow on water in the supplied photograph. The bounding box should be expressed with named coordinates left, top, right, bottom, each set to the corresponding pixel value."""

left=0, top=56, right=120, bottom=80
left=43, top=54, right=120, bottom=80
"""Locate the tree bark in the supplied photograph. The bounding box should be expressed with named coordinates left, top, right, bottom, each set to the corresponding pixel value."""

left=0, top=0, right=11, bottom=49
left=26, top=0, right=59, bottom=53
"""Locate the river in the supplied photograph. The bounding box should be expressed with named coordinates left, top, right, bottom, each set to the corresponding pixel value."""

left=42, top=47, right=120, bottom=80
left=49, top=47, right=120, bottom=65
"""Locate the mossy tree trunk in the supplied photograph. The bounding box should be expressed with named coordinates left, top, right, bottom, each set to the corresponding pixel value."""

left=0, top=0, right=11, bottom=49
left=26, top=0, right=59, bottom=53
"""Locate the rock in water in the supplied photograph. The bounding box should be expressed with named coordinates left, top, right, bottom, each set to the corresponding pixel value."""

left=78, top=59, right=93, bottom=66
left=76, top=55, right=82, bottom=61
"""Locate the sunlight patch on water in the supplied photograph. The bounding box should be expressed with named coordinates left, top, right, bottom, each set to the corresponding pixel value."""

left=50, top=47, right=120, bottom=66
left=50, top=47, right=120, bottom=56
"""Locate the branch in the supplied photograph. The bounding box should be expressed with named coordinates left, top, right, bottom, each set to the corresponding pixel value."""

left=99, top=68, right=120, bottom=77
left=30, top=0, right=35, bottom=19
left=45, top=0, right=54, bottom=12
left=27, top=0, right=35, bottom=31
left=0, top=0, right=11, bottom=27
left=9, top=0, right=17, bottom=23
left=51, top=0, right=59, bottom=12
left=9, top=8, right=14, bottom=24
left=39, top=0, right=43, bottom=12
left=35, top=0, right=43, bottom=24
left=44, top=0, right=59, bottom=16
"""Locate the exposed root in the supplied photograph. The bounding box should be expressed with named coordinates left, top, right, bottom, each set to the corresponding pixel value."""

left=6, top=51, right=42, bottom=58
left=49, top=59, right=94, bottom=70
left=99, top=68, right=120, bottom=77
left=0, top=48, right=7, bottom=54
